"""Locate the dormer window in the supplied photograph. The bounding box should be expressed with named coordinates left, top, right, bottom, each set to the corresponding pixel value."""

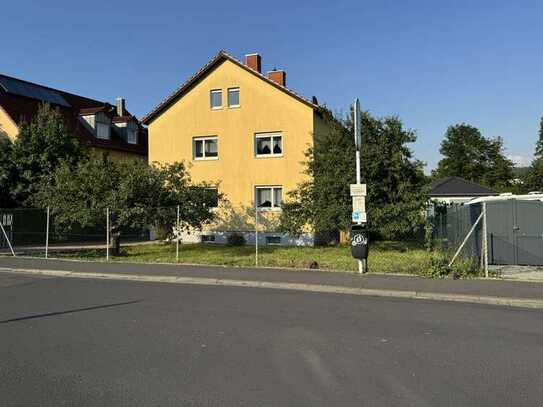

left=127, top=128, right=138, bottom=144
left=96, top=122, right=110, bottom=140
left=93, top=111, right=111, bottom=140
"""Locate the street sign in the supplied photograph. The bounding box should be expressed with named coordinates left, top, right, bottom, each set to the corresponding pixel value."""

left=352, top=196, right=365, bottom=213
left=352, top=211, right=367, bottom=223
left=350, top=184, right=367, bottom=196
left=353, top=98, right=362, bottom=150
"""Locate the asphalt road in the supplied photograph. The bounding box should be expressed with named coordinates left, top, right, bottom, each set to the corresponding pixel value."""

left=1, top=272, right=542, bottom=406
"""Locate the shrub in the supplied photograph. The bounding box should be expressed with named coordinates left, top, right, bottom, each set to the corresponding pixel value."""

left=421, top=252, right=481, bottom=279
left=227, top=232, right=246, bottom=246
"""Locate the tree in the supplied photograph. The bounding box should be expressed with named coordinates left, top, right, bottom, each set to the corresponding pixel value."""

left=523, top=117, right=543, bottom=191
left=11, top=103, right=87, bottom=205
left=280, top=108, right=428, bottom=243
left=432, top=124, right=514, bottom=191
left=33, top=157, right=221, bottom=255
left=0, top=133, right=15, bottom=208
left=536, top=117, right=543, bottom=158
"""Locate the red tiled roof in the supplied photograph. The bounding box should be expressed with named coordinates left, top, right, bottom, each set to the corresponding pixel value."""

left=0, top=73, right=147, bottom=157
left=141, top=50, right=318, bottom=125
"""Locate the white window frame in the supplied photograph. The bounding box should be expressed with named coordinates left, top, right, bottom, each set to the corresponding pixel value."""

left=227, top=87, right=240, bottom=108
left=255, top=185, right=283, bottom=210
left=96, top=122, right=110, bottom=140
left=210, top=89, right=222, bottom=110
left=193, top=136, right=218, bottom=160
left=255, top=132, right=283, bottom=158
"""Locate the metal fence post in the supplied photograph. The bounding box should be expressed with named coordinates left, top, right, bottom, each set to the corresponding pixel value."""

left=483, top=202, right=489, bottom=278
left=176, top=205, right=180, bottom=263
left=106, top=207, right=110, bottom=262
left=255, top=208, right=259, bottom=267
left=45, top=206, right=50, bottom=259
left=0, top=221, right=15, bottom=257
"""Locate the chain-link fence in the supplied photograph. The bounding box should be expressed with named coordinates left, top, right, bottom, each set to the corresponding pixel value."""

left=0, top=205, right=430, bottom=274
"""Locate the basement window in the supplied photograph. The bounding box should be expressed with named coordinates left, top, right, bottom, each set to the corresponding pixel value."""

left=201, top=234, right=216, bottom=243
left=266, top=236, right=282, bottom=245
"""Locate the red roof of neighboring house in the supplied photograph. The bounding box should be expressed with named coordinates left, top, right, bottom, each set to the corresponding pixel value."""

left=141, top=50, right=319, bottom=125
left=0, top=73, right=147, bottom=157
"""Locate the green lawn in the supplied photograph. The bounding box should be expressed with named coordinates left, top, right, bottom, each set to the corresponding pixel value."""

left=53, top=241, right=431, bottom=274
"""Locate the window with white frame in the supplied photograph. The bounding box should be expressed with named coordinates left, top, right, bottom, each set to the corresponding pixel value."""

left=96, top=122, right=110, bottom=140
left=228, top=87, right=240, bottom=107
left=127, top=128, right=138, bottom=144
left=193, top=137, right=218, bottom=160
left=255, top=132, right=282, bottom=157
left=210, top=89, right=222, bottom=109
left=255, top=186, right=282, bottom=209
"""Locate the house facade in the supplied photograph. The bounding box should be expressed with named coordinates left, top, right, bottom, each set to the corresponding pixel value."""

left=0, top=73, right=147, bottom=160
left=143, top=51, right=327, bottom=245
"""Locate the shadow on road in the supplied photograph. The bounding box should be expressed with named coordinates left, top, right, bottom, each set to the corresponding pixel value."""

left=0, top=300, right=141, bottom=324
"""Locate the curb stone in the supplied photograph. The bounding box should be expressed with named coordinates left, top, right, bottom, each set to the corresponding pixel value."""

left=1, top=266, right=542, bottom=309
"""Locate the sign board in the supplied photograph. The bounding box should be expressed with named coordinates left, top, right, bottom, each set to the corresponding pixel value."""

left=352, top=211, right=367, bottom=223
left=352, top=196, right=365, bottom=213
left=350, top=184, right=367, bottom=197
left=353, top=98, right=362, bottom=150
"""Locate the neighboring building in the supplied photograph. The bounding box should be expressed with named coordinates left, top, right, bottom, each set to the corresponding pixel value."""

left=429, top=177, right=499, bottom=205
left=0, top=73, right=147, bottom=160
left=142, top=50, right=327, bottom=245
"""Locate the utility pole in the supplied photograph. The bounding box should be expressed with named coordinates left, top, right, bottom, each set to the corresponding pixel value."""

left=350, top=98, right=369, bottom=274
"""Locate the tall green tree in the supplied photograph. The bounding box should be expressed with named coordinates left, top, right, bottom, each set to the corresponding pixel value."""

left=432, top=123, right=514, bottom=190
left=0, top=133, right=15, bottom=208
left=11, top=103, right=87, bottom=205
left=33, top=157, right=221, bottom=255
left=280, top=108, right=428, bottom=243
left=523, top=117, right=543, bottom=191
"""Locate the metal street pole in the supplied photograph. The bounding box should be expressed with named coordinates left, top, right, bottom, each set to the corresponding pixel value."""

left=45, top=206, right=50, bottom=259
left=354, top=98, right=364, bottom=274
left=483, top=202, right=488, bottom=278
left=106, top=207, right=110, bottom=262
left=176, top=205, right=180, bottom=263
left=255, top=207, right=259, bottom=267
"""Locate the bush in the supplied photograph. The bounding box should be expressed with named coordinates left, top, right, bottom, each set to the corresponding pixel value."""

left=421, top=252, right=481, bottom=279
left=227, top=232, right=246, bottom=246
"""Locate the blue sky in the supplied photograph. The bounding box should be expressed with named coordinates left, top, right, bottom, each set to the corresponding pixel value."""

left=3, top=0, right=543, bottom=171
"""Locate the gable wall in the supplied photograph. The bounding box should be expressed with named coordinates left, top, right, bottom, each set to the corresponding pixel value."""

left=148, top=59, right=315, bottom=208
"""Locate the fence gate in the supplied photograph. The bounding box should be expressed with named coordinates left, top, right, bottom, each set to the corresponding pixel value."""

left=515, top=200, right=543, bottom=265
left=489, top=200, right=543, bottom=266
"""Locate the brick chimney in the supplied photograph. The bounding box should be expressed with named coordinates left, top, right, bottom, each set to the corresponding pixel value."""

left=267, top=70, right=286, bottom=87
left=245, top=53, right=261, bottom=73
left=116, top=97, right=126, bottom=116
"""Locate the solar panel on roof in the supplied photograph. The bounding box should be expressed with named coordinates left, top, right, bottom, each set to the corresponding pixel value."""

left=0, top=76, right=71, bottom=107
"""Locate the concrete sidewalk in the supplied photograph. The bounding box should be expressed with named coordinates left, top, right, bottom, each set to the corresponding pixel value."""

left=1, top=256, right=542, bottom=308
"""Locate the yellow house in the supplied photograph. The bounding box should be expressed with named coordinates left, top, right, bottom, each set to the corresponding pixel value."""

left=0, top=73, right=148, bottom=160
left=143, top=50, right=327, bottom=245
